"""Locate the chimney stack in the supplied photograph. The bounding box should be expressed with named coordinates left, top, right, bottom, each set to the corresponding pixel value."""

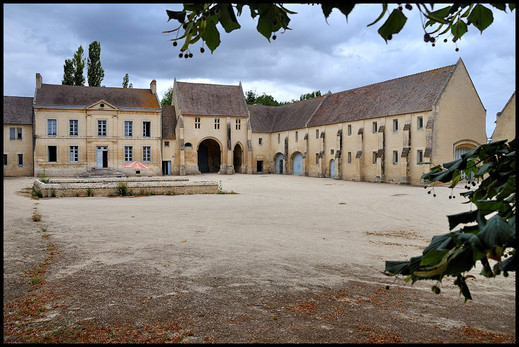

left=150, top=80, right=157, bottom=95
left=36, top=73, right=42, bottom=89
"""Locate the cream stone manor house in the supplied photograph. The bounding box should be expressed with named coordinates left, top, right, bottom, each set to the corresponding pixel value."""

left=6, top=58, right=510, bottom=185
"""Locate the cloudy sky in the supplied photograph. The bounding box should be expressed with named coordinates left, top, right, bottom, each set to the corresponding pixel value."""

left=3, top=3, right=516, bottom=137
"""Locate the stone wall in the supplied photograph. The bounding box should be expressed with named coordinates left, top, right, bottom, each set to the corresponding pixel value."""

left=33, top=177, right=218, bottom=197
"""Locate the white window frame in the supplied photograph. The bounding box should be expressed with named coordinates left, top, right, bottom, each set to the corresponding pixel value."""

left=9, top=127, right=16, bottom=140
left=143, top=146, right=151, bottom=162
left=142, top=121, right=151, bottom=138
left=124, top=146, right=133, bottom=162
left=69, top=120, right=78, bottom=136
left=69, top=146, right=79, bottom=163
left=97, top=120, right=107, bottom=137
left=48, top=119, right=57, bottom=137
left=124, top=121, right=133, bottom=137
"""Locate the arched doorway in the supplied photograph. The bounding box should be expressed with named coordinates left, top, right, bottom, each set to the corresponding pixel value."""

left=292, top=152, right=303, bottom=175
left=275, top=153, right=283, bottom=174
left=233, top=143, right=243, bottom=173
left=198, top=139, right=221, bottom=173
left=455, top=143, right=477, bottom=180
left=329, top=159, right=336, bottom=178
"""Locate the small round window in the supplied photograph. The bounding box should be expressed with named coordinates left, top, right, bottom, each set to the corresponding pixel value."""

left=100, top=103, right=105, bottom=108
left=185, top=142, right=193, bottom=148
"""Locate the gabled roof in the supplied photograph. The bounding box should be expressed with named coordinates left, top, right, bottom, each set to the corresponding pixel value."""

left=3, top=96, right=33, bottom=125
left=307, top=64, right=457, bottom=127
left=34, top=84, right=160, bottom=110
left=249, top=95, right=326, bottom=133
left=162, top=105, right=177, bottom=139
left=176, top=81, right=248, bottom=117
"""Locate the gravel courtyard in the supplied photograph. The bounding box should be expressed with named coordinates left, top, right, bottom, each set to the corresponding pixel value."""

left=3, top=174, right=516, bottom=343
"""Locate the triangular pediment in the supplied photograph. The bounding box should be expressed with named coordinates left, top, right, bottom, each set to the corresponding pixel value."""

left=86, top=100, right=118, bottom=111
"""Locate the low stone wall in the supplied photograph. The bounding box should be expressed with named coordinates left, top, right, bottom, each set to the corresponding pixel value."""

left=33, top=177, right=219, bottom=197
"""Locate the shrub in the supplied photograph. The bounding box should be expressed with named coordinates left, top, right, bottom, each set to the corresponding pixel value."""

left=116, top=182, right=132, bottom=196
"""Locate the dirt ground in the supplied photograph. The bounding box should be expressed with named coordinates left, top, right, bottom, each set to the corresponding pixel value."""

left=3, top=174, right=516, bottom=343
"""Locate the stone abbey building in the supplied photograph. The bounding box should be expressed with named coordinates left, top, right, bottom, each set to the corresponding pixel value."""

left=4, top=58, right=490, bottom=185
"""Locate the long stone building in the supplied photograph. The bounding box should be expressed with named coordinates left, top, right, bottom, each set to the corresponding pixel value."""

left=4, top=58, right=492, bottom=185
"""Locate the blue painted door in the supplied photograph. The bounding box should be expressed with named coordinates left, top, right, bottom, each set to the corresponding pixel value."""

left=293, top=152, right=303, bottom=175
left=275, top=154, right=283, bottom=174
left=330, top=159, right=335, bottom=178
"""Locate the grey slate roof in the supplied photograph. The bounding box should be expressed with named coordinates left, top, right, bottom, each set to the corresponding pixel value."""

left=249, top=95, right=326, bottom=133
left=176, top=81, right=248, bottom=117
left=34, top=84, right=160, bottom=110
left=307, top=64, right=456, bottom=127
left=3, top=96, right=33, bottom=125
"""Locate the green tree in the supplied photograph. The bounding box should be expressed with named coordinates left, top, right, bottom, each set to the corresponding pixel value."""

left=161, top=86, right=173, bottom=105
left=122, top=73, right=133, bottom=88
left=165, top=3, right=515, bottom=55
left=62, top=59, right=74, bottom=85
left=87, top=41, right=104, bottom=87
left=72, top=45, right=86, bottom=86
left=384, top=139, right=516, bottom=301
left=299, top=91, right=322, bottom=101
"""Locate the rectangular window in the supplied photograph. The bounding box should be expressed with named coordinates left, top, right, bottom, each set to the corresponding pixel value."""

left=348, top=152, right=352, bottom=163
left=17, top=154, right=23, bottom=167
left=393, top=150, right=399, bottom=165
left=214, top=118, right=220, bottom=130
left=97, top=120, right=107, bottom=137
left=295, top=131, right=298, bottom=142
left=373, top=151, right=378, bottom=164
left=372, top=121, right=378, bottom=133
left=164, top=141, right=170, bottom=147
left=124, top=121, right=133, bottom=137
left=316, top=153, right=319, bottom=164
left=236, top=119, right=241, bottom=130
left=417, top=149, right=424, bottom=164
left=48, top=146, right=57, bottom=162
left=48, top=119, right=57, bottom=136
left=393, top=119, right=398, bottom=132
left=17, top=127, right=23, bottom=140
left=143, top=121, right=151, bottom=137
left=278, top=134, right=280, bottom=144
left=195, top=117, right=201, bottom=129
left=69, top=146, right=78, bottom=162
left=9, top=127, right=16, bottom=140
left=69, top=120, right=78, bottom=136
left=143, top=146, right=151, bottom=162
left=316, top=129, right=319, bottom=139
left=124, top=146, right=133, bottom=162
left=259, top=138, right=263, bottom=146
left=347, top=124, right=352, bottom=136
left=3, top=154, right=7, bottom=166
left=417, top=116, right=424, bottom=129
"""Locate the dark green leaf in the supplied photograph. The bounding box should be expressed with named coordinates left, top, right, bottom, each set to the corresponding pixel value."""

left=166, top=10, right=186, bottom=23
left=218, top=4, right=241, bottom=33
left=467, top=4, right=494, bottom=32
left=451, top=19, right=468, bottom=41
left=477, top=215, right=515, bottom=248
left=200, top=17, right=221, bottom=53
left=377, top=8, right=407, bottom=42
left=367, top=3, right=388, bottom=27
left=426, top=6, right=452, bottom=24
left=420, top=248, right=449, bottom=266
left=447, top=210, right=478, bottom=230
left=422, top=233, right=455, bottom=254
left=384, top=260, right=410, bottom=275
left=458, top=276, right=473, bottom=302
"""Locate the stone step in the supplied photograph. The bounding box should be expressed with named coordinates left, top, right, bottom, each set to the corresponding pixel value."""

left=78, top=168, right=126, bottom=178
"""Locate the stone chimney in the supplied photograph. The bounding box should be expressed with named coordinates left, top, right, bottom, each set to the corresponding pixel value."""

left=150, top=79, right=157, bottom=95
left=36, top=73, right=42, bottom=89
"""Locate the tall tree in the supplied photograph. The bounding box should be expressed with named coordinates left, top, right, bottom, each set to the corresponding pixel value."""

left=87, top=41, right=104, bottom=87
left=122, top=73, right=130, bottom=88
left=62, top=58, right=74, bottom=85
left=72, top=45, right=85, bottom=86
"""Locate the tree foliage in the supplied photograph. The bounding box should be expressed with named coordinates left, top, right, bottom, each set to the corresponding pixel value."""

left=87, top=41, right=104, bottom=87
left=161, top=86, right=173, bottom=105
left=61, top=59, right=74, bottom=86
left=384, top=139, right=516, bottom=301
left=72, top=45, right=86, bottom=86
left=245, top=90, right=322, bottom=106
left=164, top=3, right=515, bottom=56
left=122, top=73, right=133, bottom=88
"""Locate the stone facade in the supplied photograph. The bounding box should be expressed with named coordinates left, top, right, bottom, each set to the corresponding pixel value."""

left=4, top=58, right=491, bottom=186
left=491, top=91, right=516, bottom=143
